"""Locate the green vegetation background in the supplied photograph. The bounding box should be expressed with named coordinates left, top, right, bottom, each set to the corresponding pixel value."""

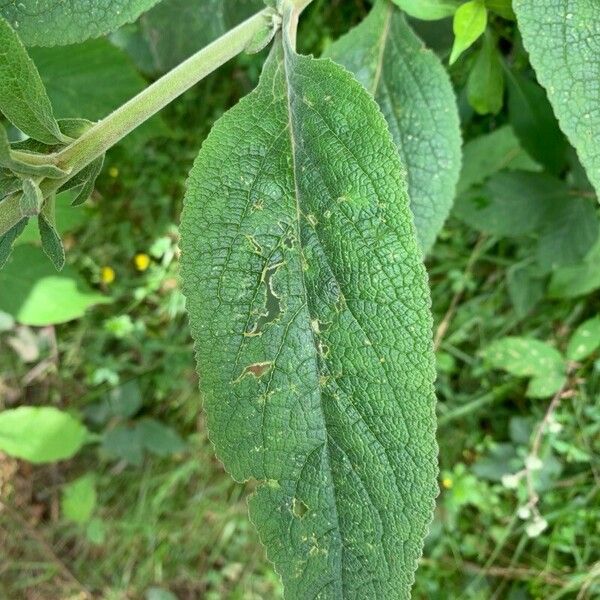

left=1, top=1, right=599, bottom=598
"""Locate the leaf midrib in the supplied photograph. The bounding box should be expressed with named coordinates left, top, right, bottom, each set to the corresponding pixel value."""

left=281, top=41, right=346, bottom=598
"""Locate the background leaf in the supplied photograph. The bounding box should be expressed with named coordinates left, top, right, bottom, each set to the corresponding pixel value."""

left=454, top=172, right=567, bottom=236
left=457, top=125, right=540, bottom=194
left=467, top=33, right=504, bottom=115
left=506, top=261, right=546, bottom=318
left=535, top=197, right=599, bottom=271
left=567, top=317, right=600, bottom=362
left=62, top=474, right=97, bottom=524
left=326, top=0, right=461, bottom=252
left=0, top=406, right=89, bottom=463
left=548, top=237, right=600, bottom=299
left=0, top=0, right=162, bottom=47
left=392, top=0, right=460, bottom=20
left=181, top=36, right=436, bottom=598
left=506, top=69, right=568, bottom=175
left=514, top=0, right=600, bottom=198
left=0, top=244, right=111, bottom=326
left=483, top=337, right=567, bottom=399
left=138, top=0, right=263, bottom=73
left=137, top=419, right=186, bottom=457
left=485, top=0, right=514, bottom=20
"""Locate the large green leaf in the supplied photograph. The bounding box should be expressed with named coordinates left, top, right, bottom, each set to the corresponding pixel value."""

left=0, top=16, right=64, bottom=143
left=0, top=0, right=162, bottom=47
left=514, top=0, right=600, bottom=198
left=180, top=29, right=437, bottom=600
left=0, top=244, right=111, bottom=325
left=325, top=0, right=461, bottom=253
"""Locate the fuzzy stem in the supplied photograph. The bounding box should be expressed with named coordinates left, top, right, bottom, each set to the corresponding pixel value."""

left=54, top=10, right=270, bottom=176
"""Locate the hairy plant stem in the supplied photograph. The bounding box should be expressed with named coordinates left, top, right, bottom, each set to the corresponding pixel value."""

left=0, top=0, right=315, bottom=238
left=54, top=10, right=270, bottom=175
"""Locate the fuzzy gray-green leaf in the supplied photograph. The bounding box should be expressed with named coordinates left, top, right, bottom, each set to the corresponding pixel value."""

left=0, top=169, right=20, bottom=198
left=19, top=178, right=43, bottom=217
left=0, top=217, right=27, bottom=268
left=514, top=0, right=600, bottom=198
left=0, top=17, right=64, bottom=143
left=326, top=0, right=461, bottom=253
left=38, top=196, right=65, bottom=270
left=181, top=32, right=436, bottom=600
left=59, top=155, right=105, bottom=206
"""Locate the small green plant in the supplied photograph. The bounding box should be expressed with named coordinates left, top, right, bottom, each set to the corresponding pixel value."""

left=1, top=0, right=599, bottom=597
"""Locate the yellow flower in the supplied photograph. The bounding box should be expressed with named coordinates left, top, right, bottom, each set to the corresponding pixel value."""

left=134, top=253, right=151, bottom=272
left=442, top=477, right=453, bottom=490
left=100, top=266, right=116, bottom=284
left=108, top=166, right=119, bottom=178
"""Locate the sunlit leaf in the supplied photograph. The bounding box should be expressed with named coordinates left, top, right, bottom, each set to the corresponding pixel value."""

left=392, top=0, right=460, bottom=20
left=449, top=0, right=487, bottom=64
left=0, top=406, right=89, bottom=463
